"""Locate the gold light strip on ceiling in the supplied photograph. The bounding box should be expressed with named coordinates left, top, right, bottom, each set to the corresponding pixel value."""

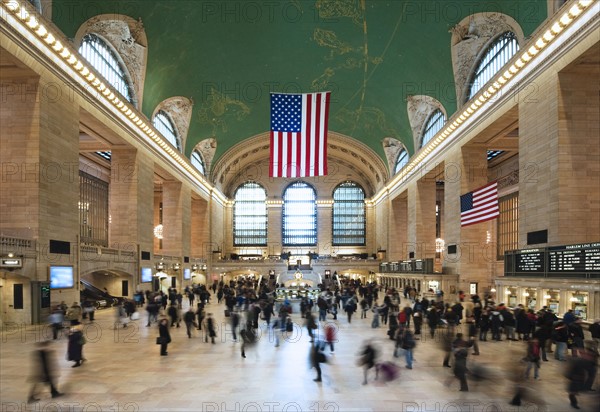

left=1, top=0, right=217, bottom=200
left=372, top=0, right=596, bottom=204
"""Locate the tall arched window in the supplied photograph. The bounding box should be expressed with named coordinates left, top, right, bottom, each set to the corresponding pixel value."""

left=394, top=148, right=409, bottom=174
left=233, top=182, right=267, bottom=246
left=79, top=34, right=133, bottom=104
left=282, top=182, right=317, bottom=246
left=421, top=109, right=445, bottom=148
left=468, top=32, right=519, bottom=100
left=191, top=150, right=205, bottom=174
left=332, top=182, right=365, bottom=246
left=153, top=111, right=181, bottom=150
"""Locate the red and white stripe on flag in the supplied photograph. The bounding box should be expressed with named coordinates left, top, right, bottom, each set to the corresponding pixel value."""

left=460, top=181, right=500, bottom=227
left=269, top=92, right=330, bottom=178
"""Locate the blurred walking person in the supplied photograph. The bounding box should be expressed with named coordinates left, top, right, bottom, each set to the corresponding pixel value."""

left=28, top=341, right=63, bottom=403
left=158, top=318, right=171, bottom=356
left=67, top=323, right=85, bottom=367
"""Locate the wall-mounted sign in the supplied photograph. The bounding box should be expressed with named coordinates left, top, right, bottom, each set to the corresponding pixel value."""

left=1, top=257, right=22, bottom=268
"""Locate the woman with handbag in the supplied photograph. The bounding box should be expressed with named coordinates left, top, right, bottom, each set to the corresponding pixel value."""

left=158, top=318, right=171, bottom=356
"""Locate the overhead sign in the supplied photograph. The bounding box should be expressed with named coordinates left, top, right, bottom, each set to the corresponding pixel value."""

left=1, top=257, right=22, bottom=268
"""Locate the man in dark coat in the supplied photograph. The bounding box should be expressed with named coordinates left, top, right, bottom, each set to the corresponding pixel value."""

left=158, top=318, right=171, bottom=356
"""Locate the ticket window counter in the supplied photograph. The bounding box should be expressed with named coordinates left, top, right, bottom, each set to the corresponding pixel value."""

left=524, top=288, right=537, bottom=311
left=428, top=280, right=440, bottom=293
left=543, top=290, right=560, bottom=315
left=505, top=286, right=518, bottom=307
left=569, top=292, right=588, bottom=320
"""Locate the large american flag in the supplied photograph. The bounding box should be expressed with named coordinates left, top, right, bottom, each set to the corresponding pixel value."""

left=460, top=181, right=499, bottom=227
left=270, top=92, right=330, bottom=177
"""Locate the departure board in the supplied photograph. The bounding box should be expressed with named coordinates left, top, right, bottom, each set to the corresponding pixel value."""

left=548, top=243, right=600, bottom=273
left=505, top=242, right=600, bottom=276
left=514, top=249, right=545, bottom=273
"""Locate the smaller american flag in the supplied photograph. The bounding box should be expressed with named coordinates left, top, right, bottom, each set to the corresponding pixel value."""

left=460, top=181, right=499, bottom=227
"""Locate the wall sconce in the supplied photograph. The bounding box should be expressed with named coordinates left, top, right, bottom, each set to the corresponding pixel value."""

left=544, top=294, right=551, bottom=299
left=523, top=292, right=530, bottom=297
left=490, top=288, right=497, bottom=293
left=191, top=264, right=199, bottom=271
left=172, top=263, right=180, bottom=271
left=155, top=261, right=165, bottom=271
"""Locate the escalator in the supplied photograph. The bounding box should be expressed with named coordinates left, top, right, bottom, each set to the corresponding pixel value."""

left=80, top=279, right=123, bottom=308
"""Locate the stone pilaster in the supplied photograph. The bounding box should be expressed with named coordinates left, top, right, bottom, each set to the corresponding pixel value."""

left=109, top=148, right=154, bottom=254
left=443, top=145, right=493, bottom=291
left=389, top=193, right=408, bottom=261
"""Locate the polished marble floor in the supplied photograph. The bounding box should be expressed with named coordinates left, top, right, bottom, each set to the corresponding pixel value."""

left=1, top=298, right=597, bottom=412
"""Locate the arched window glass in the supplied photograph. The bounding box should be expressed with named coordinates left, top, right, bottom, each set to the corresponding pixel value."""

left=421, top=109, right=445, bottom=148
left=394, top=148, right=409, bottom=174
left=79, top=34, right=133, bottom=103
left=468, top=32, right=519, bottom=100
left=332, top=182, right=365, bottom=246
left=191, top=150, right=205, bottom=174
left=282, top=182, right=317, bottom=246
left=153, top=111, right=181, bottom=150
left=233, top=182, right=267, bottom=246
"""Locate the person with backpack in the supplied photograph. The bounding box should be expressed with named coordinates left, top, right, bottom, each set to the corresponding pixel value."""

left=205, top=313, right=217, bottom=344
left=397, top=328, right=416, bottom=369
left=310, top=342, right=327, bottom=382
left=305, top=312, right=318, bottom=342
left=359, top=297, right=369, bottom=319
left=524, top=337, right=541, bottom=379
left=345, top=297, right=357, bottom=323
left=240, top=321, right=256, bottom=358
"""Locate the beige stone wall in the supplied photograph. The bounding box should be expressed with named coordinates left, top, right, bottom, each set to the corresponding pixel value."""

left=210, top=199, right=225, bottom=264
left=191, top=197, right=209, bottom=258
left=109, top=148, right=154, bottom=254
left=266, top=204, right=282, bottom=255
left=443, top=145, right=495, bottom=290
left=317, top=204, right=333, bottom=255
left=556, top=64, right=600, bottom=244
left=389, top=193, right=408, bottom=261
left=0, top=76, right=41, bottom=240
left=518, top=68, right=560, bottom=246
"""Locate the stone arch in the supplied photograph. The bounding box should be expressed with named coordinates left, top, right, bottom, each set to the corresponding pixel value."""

left=449, top=13, right=525, bottom=108
left=192, top=138, right=217, bottom=176
left=382, top=137, right=410, bottom=176
left=406, top=95, right=447, bottom=151
left=152, top=97, right=194, bottom=152
left=75, top=14, right=148, bottom=108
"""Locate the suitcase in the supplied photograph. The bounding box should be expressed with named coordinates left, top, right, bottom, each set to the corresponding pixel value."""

left=378, top=361, right=400, bottom=382
left=224, top=309, right=230, bottom=317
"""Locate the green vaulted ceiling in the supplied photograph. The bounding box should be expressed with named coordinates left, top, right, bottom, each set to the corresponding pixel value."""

left=51, top=0, right=546, bottom=168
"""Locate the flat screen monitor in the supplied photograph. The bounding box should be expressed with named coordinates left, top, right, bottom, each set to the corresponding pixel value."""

left=141, top=267, right=153, bottom=283
left=49, top=266, right=74, bottom=289
left=184, top=268, right=191, bottom=280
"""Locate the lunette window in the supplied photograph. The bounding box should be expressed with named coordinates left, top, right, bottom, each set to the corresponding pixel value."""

left=233, top=182, right=267, bottom=246
left=282, top=182, right=317, bottom=246
left=421, top=110, right=446, bottom=148
left=468, top=32, right=519, bottom=101
left=332, top=182, right=365, bottom=246
left=153, top=111, right=181, bottom=151
left=79, top=33, right=133, bottom=104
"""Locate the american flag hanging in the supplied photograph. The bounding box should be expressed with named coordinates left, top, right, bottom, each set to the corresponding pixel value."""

left=269, top=92, right=331, bottom=178
left=460, top=181, right=500, bottom=227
